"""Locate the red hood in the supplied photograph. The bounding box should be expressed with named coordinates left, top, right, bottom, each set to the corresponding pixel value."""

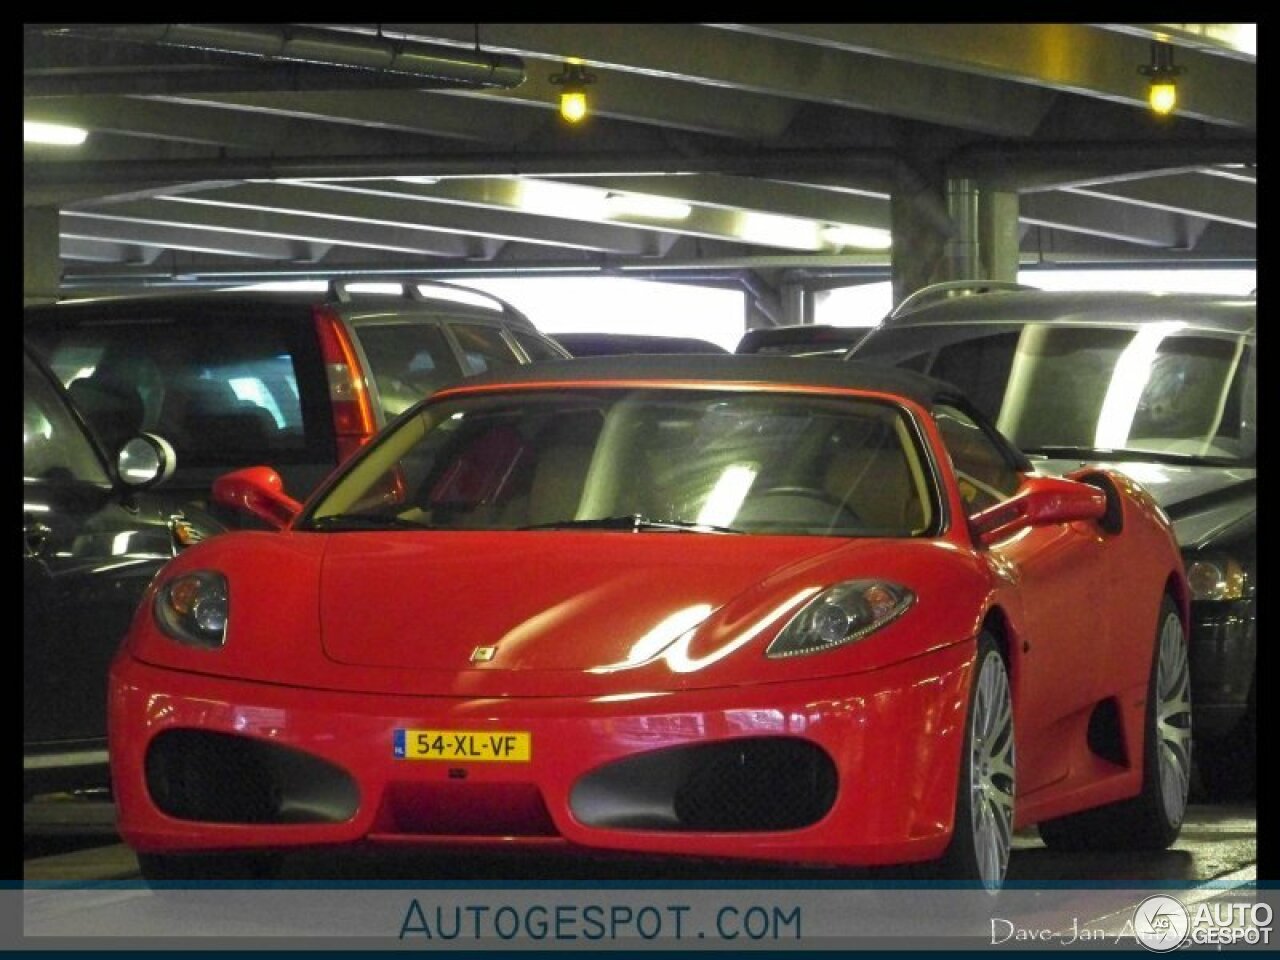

left=130, top=529, right=988, bottom=698
left=318, top=531, right=841, bottom=682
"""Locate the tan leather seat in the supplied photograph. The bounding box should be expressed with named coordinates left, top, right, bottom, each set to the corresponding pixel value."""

left=527, top=442, right=594, bottom=525
left=823, top=445, right=925, bottom=533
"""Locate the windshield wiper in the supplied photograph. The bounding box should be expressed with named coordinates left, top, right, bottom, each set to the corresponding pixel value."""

left=519, top=514, right=739, bottom=534
left=1022, top=446, right=1249, bottom=468
left=308, top=513, right=431, bottom=532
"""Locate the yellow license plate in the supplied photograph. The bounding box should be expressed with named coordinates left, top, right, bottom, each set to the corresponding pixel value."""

left=394, top=729, right=531, bottom=763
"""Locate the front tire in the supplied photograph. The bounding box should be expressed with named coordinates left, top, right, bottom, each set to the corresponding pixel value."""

left=937, top=631, right=1016, bottom=892
left=1038, top=594, right=1191, bottom=851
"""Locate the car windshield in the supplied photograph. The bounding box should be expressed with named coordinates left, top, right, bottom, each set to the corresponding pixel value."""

left=24, top=353, right=109, bottom=486
left=855, top=323, right=1255, bottom=465
left=306, top=388, right=935, bottom=537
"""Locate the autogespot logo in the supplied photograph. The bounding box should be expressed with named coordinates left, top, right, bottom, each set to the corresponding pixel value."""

left=1133, top=895, right=1191, bottom=952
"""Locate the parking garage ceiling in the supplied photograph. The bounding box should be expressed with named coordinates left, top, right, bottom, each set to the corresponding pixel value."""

left=23, top=23, right=1256, bottom=290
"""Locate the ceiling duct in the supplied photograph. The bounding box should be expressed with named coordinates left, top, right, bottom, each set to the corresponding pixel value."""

left=32, top=24, right=525, bottom=89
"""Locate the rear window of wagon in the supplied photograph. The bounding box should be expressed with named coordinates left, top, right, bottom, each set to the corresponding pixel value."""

left=25, top=312, right=335, bottom=468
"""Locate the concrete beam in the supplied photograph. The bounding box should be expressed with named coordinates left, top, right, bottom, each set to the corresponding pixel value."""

left=714, top=23, right=1254, bottom=128
left=24, top=206, right=61, bottom=301
left=143, top=182, right=667, bottom=256
left=61, top=211, right=331, bottom=261
left=1019, top=191, right=1207, bottom=249
left=382, top=23, right=1056, bottom=137
left=60, top=203, right=485, bottom=260
left=1065, top=171, right=1255, bottom=229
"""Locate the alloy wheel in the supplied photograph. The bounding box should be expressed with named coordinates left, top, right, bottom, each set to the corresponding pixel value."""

left=1155, top=612, right=1192, bottom=827
left=969, top=650, right=1016, bottom=891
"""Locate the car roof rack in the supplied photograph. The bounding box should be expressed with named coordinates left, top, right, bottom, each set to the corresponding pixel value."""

left=888, top=280, right=1038, bottom=320
left=325, top=278, right=531, bottom=324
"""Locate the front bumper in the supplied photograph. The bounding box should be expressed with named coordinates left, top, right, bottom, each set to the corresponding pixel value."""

left=1188, top=597, right=1256, bottom=740
left=109, top=642, right=973, bottom=868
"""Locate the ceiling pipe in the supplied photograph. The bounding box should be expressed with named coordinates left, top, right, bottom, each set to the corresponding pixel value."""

left=56, top=255, right=895, bottom=290
left=32, top=24, right=525, bottom=88
left=24, top=148, right=905, bottom=189
left=25, top=64, right=453, bottom=99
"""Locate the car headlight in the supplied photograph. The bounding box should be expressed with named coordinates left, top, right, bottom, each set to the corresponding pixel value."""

left=765, top=580, right=914, bottom=659
left=154, top=570, right=229, bottom=649
left=1184, top=552, right=1248, bottom=602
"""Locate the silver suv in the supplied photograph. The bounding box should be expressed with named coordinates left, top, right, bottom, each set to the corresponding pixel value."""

left=850, top=282, right=1256, bottom=799
left=25, top=281, right=570, bottom=523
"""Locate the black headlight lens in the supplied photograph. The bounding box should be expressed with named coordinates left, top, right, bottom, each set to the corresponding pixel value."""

left=154, top=571, right=229, bottom=649
left=766, top=580, right=914, bottom=659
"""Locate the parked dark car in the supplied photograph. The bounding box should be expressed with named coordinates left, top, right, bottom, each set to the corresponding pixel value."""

left=551, top=331, right=729, bottom=356
left=24, top=344, right=219, bottom=797
left=736, top=324, right=871, bottom=358
left=25, top=282, right=569, bottom=525
left=850, top=283, right=1256, bottom=798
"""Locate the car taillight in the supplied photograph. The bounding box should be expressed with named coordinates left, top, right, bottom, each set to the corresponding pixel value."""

left=313, top=306, right=376, bottom=462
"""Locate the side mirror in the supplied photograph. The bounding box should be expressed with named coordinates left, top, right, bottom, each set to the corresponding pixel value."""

left=212, top=467, right=302, bottom=530
left=116, top=433, right=177, bottom=489
left=971, top=475, right=1107, bottom=546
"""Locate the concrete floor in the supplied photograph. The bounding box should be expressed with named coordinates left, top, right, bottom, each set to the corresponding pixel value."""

left=23, top=798, right=1258, bottom=885
left=18, top=800, right=1264, bottom=949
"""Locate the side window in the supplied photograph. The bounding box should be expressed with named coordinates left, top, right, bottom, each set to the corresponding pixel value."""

left=511, top=330, right=567, bottom=363
left=24, top=355, right=109, bottom=485
left=27, top=315, right=321, bottom=467
left=354, top=323, right=465, bottom=419
left=933, top=404, right=1021, bottom=516
left=1132, top=336, right=1246, bottom=452
left=926, top=332, right=1019, bottom=423
left=448, top=323, right=521, bottom=375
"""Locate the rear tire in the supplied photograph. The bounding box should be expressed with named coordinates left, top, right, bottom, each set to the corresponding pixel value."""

left=1038, top=595, right=1190, bottom=851
left=137, top=851, right=283, bottom=885
left=935, top=631, right=1015, bottom=893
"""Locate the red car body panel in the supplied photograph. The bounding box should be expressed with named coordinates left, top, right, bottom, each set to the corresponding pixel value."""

left=111, top=643, right=974, bottom=863
left=108, top=371, right=1188, bottom=869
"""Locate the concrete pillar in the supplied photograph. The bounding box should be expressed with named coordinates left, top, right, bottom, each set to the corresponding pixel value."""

left=889, top=166, right=950, bottom=307
left=980, top=189, right=1021, bottom=283
left=780, top=282, right=807, bottom=327
left=944, top=178, right=1021, bottom=284
left=741, top=271, right=784, bottom=330
left=24, top=206, right=60, bottom=304
left=744, top=298, right=770, bottom=331
left=889, top=170, right=1022, bottom=307
left=945, top=177, right=981, bottom=280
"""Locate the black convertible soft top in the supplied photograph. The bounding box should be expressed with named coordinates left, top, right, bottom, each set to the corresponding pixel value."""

left=446, top=353, right=963, bottom=409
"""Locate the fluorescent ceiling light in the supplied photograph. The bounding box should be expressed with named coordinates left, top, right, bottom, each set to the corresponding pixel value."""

left=25, top=121, right=88, bottom=145
left=821, top=224, right=892, bottom=250
left=343, top=282, right=404, bottom=294
left=736, top=211, right=823, bottom=250
left=603, top=192, right=692, bottom=220
left=1156, top=23, right=1255, bottom=57
left=517, top=180, right=607, bottom=220
left=239, top=279, right=500, bottom=311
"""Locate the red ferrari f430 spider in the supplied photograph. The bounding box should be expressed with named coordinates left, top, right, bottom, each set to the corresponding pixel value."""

left=108, top=356, right=1192, bottom=891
